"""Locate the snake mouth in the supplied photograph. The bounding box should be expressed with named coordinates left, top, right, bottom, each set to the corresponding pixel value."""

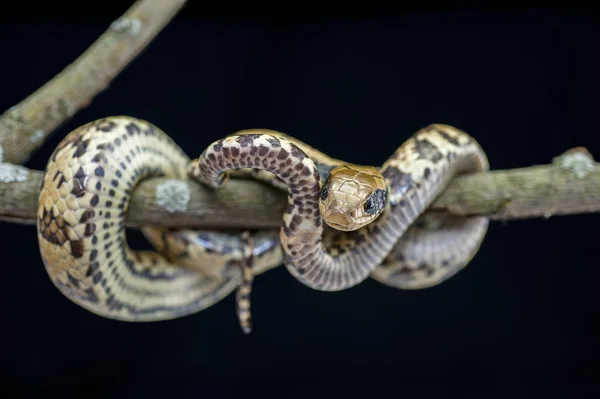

left=323, top=219, right=353, bottom=232
left=322, top=211, right=356, bottom=232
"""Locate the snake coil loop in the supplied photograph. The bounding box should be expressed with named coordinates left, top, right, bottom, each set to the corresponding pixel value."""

left=37, top=116, right=488, bottom=332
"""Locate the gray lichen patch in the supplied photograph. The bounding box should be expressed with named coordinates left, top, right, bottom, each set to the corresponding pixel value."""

left=0, top=162, right=29, bottom=183
left=1, top=143, right=30, bottom=182
left=155, top=180, right=191, bottom=213
left=30, top=129, right=45, bottom=143
left=110, top=17, right=142, bottom=36
left=554, top=147, right=596, bottom=179
left=7, top=106, right=21, bottom=121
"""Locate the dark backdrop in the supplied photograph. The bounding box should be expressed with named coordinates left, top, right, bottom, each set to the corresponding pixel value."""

left=1, top=4, right=598, bottom=398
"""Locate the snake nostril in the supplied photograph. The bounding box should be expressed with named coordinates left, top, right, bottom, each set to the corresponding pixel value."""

left=350, top=209, right=357, bottom=219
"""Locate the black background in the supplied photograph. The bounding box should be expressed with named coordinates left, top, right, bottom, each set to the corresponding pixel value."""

left=1, top=3, right=598, bottom=398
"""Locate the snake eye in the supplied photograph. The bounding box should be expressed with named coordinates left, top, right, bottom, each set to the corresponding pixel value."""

left=364, top=197, right=375, bottom=214
left=320, top=186, right=329, bottom=201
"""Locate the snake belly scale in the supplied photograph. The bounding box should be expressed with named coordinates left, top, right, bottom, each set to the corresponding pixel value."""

left=37, top=116, right=489, bottom=329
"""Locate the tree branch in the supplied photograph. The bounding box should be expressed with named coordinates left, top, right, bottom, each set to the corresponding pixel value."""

left=1, top=148, right=597, bottom=229
left=0, top=0, right=187, bottom=164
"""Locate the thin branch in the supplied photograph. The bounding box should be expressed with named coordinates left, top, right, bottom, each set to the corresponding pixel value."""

left=0, top=0, right=187, bottom=164
left=1, top=149, right=597, bottom=229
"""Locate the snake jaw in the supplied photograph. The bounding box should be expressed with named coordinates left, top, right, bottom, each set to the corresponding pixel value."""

left=320, top=206, right=383, bottom=232
left=321, top=210, right=354, bottom=232
left=319, top=189, right=359, bottom=231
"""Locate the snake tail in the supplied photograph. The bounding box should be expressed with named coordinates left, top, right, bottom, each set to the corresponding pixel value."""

left=235, top=231, right=254, bottom=334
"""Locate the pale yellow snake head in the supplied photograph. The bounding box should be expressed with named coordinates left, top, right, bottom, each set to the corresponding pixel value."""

left=319, top=164, right=388, bottom=232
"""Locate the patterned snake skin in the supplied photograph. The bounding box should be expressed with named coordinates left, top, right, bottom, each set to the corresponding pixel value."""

left=37, top=116, right=489, bottom=332
left=188, top=125, right=489, bottom=291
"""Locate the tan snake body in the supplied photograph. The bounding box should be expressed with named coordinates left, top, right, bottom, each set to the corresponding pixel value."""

left=37, top=116, right=488, bottom=331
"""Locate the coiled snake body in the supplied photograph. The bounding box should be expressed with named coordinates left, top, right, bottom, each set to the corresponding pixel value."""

left=37, top=116, right=488, bottom=332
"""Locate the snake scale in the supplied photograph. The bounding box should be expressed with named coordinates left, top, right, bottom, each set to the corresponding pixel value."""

left=37, top=116, right=489, bottom=332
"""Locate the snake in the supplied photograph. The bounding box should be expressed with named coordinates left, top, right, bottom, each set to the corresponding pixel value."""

left=37, top=116, right=489, bottom=332
left=187, top=124, right=489, bottom=291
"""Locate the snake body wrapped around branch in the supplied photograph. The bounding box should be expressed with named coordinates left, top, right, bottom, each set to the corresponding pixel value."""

left=36, top=116, right=489, bottom=332
left=188, top=125, right=489, bottom=291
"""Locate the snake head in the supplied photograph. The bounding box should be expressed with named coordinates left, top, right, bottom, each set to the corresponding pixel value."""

left=318, top=165, right=388, bottom=232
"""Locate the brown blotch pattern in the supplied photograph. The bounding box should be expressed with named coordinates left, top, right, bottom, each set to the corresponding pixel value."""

left=38, top=208, right=68, bottom=246
left=435, top=129, right=460, bottom=146
left=381, top=167, right=415, bottom=206
left=413, top=137, right=443, bottom=164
